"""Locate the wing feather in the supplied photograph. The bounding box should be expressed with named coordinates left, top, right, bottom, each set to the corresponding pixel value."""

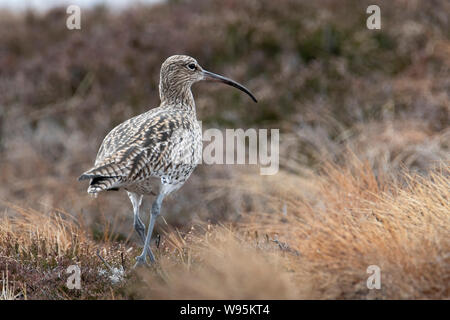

left=78, top=107, right=189, bottom=190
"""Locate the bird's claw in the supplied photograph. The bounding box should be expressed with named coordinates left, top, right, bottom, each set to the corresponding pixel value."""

left=133, top=255, right=148, bottom=268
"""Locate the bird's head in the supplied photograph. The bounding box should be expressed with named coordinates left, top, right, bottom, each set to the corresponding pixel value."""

left=159, top=55, right=257, bottom=104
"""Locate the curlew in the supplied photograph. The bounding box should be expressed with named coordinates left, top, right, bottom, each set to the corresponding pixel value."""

left=79, top=55, right=257, bottom=266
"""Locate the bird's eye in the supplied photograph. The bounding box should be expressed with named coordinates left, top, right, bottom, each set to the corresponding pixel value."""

left=187, top=63, right=196, bottom=70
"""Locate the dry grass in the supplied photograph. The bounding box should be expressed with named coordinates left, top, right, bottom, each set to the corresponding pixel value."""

left=240, top=160, right=449, bottom=299
left=1, top=266, right=26, bottom=300
left=0, top=201, right=137, bottom=299
left=127, top=160, right=449, bottom=299
left=0, top=160, right=448, bottom=299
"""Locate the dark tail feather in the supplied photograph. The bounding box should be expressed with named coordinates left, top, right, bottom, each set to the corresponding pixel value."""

left=87, top=176, right=121, bottom=194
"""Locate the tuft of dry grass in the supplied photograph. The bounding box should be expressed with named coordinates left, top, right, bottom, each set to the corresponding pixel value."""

left=128, top=225, right=298, bottom=299
left=126, top=160, right=449, bottom=299
left=1, top=266, right=26, bottom=300
left=0, top=201, right=136, bottom=299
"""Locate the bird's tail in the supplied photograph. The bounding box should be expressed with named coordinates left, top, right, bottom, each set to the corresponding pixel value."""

left=89, top=177, right=120, bottom=193
left=79, top=171, right=121, bottom=194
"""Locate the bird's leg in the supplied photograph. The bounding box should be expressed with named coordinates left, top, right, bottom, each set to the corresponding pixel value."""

left=133, top=211, right=146, bottom=246
left=127, top=192, right=146, bottom=244
left=134, top=193, right=164, bottom=267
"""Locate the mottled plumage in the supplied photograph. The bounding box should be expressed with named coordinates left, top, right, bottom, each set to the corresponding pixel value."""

left=80, top=107, right=202, bottom=195
left=79, top=55, right=256, bottom=267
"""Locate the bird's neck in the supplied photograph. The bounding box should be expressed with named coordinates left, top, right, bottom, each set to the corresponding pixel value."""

left=159, top=82, right=196, bottom=116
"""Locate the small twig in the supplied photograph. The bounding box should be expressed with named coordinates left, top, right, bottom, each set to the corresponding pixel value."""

left=156, top=234, right=161, bottom=249
left=120, top=252, right=125, bottom=271
left=96, top=249, right=114, bottom=273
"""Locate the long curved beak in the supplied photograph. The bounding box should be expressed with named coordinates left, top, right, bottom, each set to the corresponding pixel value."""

left=203, top=70, right=257, bottom=103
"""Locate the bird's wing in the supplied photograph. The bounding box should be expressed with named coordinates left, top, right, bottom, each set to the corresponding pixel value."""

left=78, top=108, right=191, bottom=182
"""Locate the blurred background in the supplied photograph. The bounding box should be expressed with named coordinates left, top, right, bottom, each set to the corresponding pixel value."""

left=0, top=0, right=448, bottom=239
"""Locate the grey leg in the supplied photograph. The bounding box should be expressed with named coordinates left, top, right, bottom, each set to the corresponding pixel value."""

left=134, top=193, right=164, bottom=267
left=127, top=192, right=145, bottom=244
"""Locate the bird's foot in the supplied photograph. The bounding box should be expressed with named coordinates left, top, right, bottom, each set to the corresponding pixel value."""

left=133, top=255, right=148, bottom=269
left=133, top=249, right=156, bottom=269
